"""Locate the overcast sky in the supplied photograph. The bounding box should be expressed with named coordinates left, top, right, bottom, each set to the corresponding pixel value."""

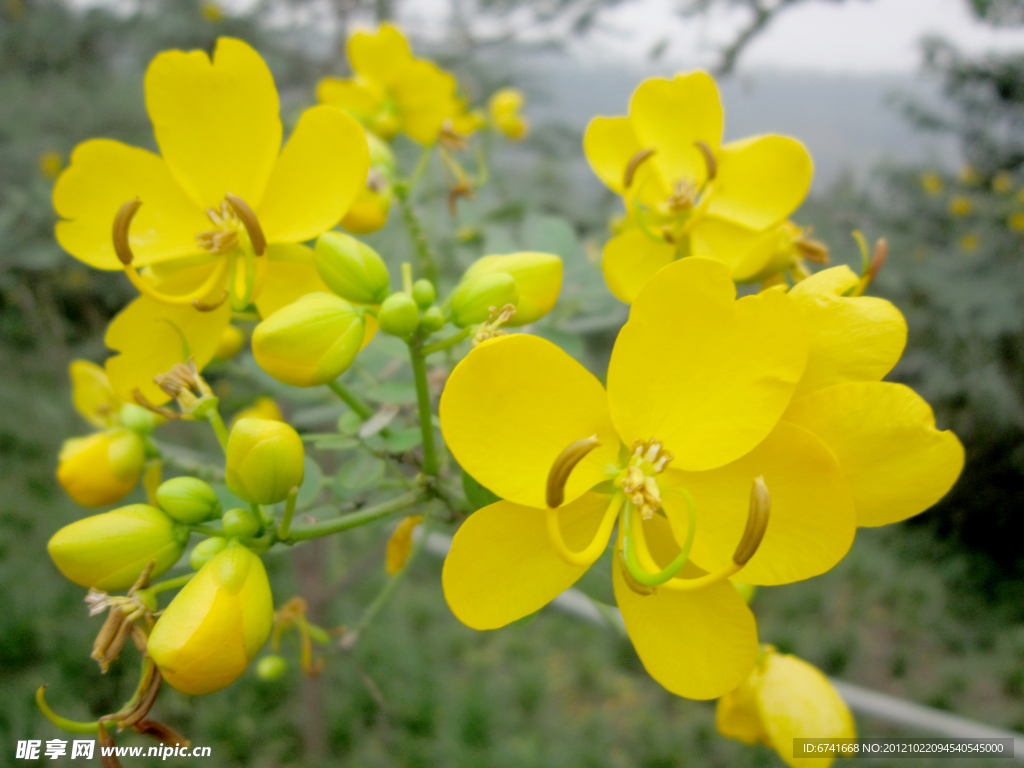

left=566, top=0, right=1024, bottom=72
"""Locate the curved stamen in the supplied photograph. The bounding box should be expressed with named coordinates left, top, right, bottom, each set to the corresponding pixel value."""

left=113, top=198, right=230, bottom=307
left=547, top=494, right=623, bottom=567
left=546, top=435, right=601, bottom=508
left=619, top=489, right=696, bottom=587
left=192, top=292, right=229, bottom=312
left=623, top=148, right=656, bottom=189
left=625, top=476, right=771, bottom=594
left=225, top=192, right=266, bottom=256
left=694, top=140, right=717, bottom=181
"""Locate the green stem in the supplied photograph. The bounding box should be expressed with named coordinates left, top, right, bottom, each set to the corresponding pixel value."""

left=278, top=487, right=299, bottom=541
left=409, top=340, right=439, bottom=477
left=285, top=491, right=421, bottom=542
left=189, top=523, right=223, bottom=537
left=347, top=521, right=429, bottom=643
left=36, top=688, right=99, bottom=734
left=327, top=380, right=392, bottom=439
left=621, top=491, right=697, bottom=587
left=395, top=185, right=439, bottom=283
left=206, top=409, right=229, bottom=454
left=146, top=573, right=194, bottom=595
left=422, top=326, right=474, bottom=356
left=407, top=145, right=433, bottom=191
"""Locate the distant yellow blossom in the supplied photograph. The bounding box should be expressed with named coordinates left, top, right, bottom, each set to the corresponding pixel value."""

left=948, top=195, right=973, bottom=217
left=993, top=172, right=1013, bottom=194
left=960, top=233, right=980, bottom=252
left=38, top=151, right=63, bottom=179
left=200, top=1, right=224, bottom=21
left=1009, top=212, right=1024, bottom=232
left=489, top=88, right=529, bottom=140
left=920, top=171, right=942, bottom=196
left=958, top=165, right=980, bottom=185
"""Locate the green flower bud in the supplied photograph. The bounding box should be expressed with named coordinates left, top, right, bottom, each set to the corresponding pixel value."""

left=252, top=293, right=365, bottom=387
left=418, top=306, right=445, bottom=333
left=461, top=252, right=562, bottom=325
left=222, top=508, right=261, bottom=538
left=257, top=654, right=289, bottom=680
left=118, top=403, right=159, bottom=434
left=378, top=293, right=420, bottom=339
left=157, top=477, right=221, bottom=524
left=448, top=272, right=519, bottom=327
left=314, top=231, right=391, bottom=305
left=190, top=536, right=228, bottom=570
left=226, top=418, right=304, bottom=505
left=412, top=279, right=436, bottom=310
left=47, top=504, right=187, bottom=591
left=148, top=541, right=273, bottom=696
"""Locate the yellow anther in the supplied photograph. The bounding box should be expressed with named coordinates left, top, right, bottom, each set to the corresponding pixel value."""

left=694, top=140, right=717, bottom=180
left=112, top=197, right=230, bottom=307
left=666, top=179, right=699, bottom=213
left=623, top=147, right=656, bottom=189
left=546, top=434, right=600, bottom=507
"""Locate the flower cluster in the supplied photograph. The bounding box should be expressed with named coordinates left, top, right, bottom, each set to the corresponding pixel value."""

left=38, top=27, right=963, bottom=767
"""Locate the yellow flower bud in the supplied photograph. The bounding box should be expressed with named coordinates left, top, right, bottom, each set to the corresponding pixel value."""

left=147, top=542, right=273, bottom=696
left=214, top=325, right=246, bottom=361
left=190, top=536, right=227, bottom=570
left=69, top=359, right=120, bottom=428
left=378, top=292, right=420, bottom=339
left=47, top=504, right=187, bottom=591
left=449, top=272, right=519, bottom=327
left=156, top=477, right=221, bottom=524
left=231, top=396, right=283, bottom=427
left=226, top=417, right=304, bottom=504
left=460, top=252, right=561, bottom=325
left=340, top=187, right=392, bottom=234
left=57, top=428, right=145, bottom=507
left=489, top=88, right=529, bottom=140
left=314, top=232, right=391, bottom=304
left=252, top=293, right=366, bottom=387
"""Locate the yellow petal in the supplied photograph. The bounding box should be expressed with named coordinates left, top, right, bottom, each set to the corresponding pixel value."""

left=608, top=257, right=808, bottom=471
left=756, top=651, right=855, bottom=768
left=690, top=217, right=764, bottom=277
left=70, top=359, right=120, bottom=428
left=662, top=420, right=855, bottom=586
left=104, top=266, right=232, bottom=404
left=708, top=135, right=813, bottom=231
left=443, top=494, right=610, bottom=629
left=629, top=72, right=723, bottom=187
left=717, top=677, right=767, bottom=746
left=602, top=227, right=677, bottom=304
left=614, top=515, right=757, bottom=700
left=144, top=37, right=281, bottom=210
left=317, top=76, right=386, bottom=121
left=785, top=382, right=964, bottom=526
left=254, top=244, right=332, bottom=317
left=584, top=117, right=642, bottom=194
left=54, top=140, right=209, bottom=270
left=788, top=265, right=907, bottom=396
left=386, top=515, right=424, bottom=575
left=348, top=24, right=413, bottom=86
left=393, top=59, right=459, bottom=145
left=439, top=334, right=620, bottom=509
left=257, top=106, right=369, bottom=244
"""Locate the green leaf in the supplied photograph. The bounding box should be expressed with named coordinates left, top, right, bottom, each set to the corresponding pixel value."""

left=365, top=381, right=418, bottom=405
left=336, top=453, right=386, bottom=490
left=382, top=428, right=423, bottom=452
left=297, top=456, right=324, bottom=509
left=314, top=436, right=359, bottom=451
left=462, top=470, right=501, bottom=511
left=337, top=411, right=362, bottom=435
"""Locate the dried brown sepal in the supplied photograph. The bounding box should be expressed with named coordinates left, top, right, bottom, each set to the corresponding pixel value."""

left=112, top=198, right=142, bottom=266
left=133, top=390, right=181, bottom=421
left=869, top=237, right=888, bottom=281
left=97, top=722, right=121, bottom=768
left=133, top=719, right=191, bottom=748
left=225, top=193, right=266, bottom=256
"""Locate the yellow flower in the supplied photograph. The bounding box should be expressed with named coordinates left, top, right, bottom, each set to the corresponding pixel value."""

left=225, top=417, right=304, bottom=504
left=960, top=233, right=980, bottom=253
left=1010, top=212, right=1024, bottom=232
left=489, top=88, right=529, bottom=140
left=949, top=195, right=973, bottom=217
left=48, top=504, right=187, bottom=591
left=200, top=1, right=224, bottom=21
left=458, top=252, right=563, bottom=325
left=213, top=325, right=245, bottom=360
left=232, top=396, right=283, bottom=426
left=318, top=24, right=462, bottom=145
left=959, top=164, right=980, bottom=185
left=57, top=429, right=146, bottom=507
left=54, top=38, right=369, bottom=404
left=993, top=171, right=1013, bottom=194
left=38, top=151, right=63, bottom=179
left=717, top=645, right=854, bottom=768
left=584, top=72, right=813, bottom=302
left=148, top=541, right=273, bottom=695
left=440, top=258, right=962, bottom=699
left=713, top=221, right=829, bottom=285
left=920, top=171, right=943, bottom=196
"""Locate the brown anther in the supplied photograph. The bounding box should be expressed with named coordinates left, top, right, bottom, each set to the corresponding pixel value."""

left=733, top=476, right=771, bottom=566
left=546, top=435, right=600, bottom=508
left=869, top=238, right=888, bottom=281
left=113, top=198, right=142, bottom=266
left=623, top=148, right=656, bottom=188
left=448, top=180, right=475, bottom=215
left=795, top=236, right=830, bottom=264
left=367, top=167, right=387, bottom=194
left=225, top=192, right=266, bottom=256
left=192, top=291, right=229, bottom=312
left=694, top=140, right=717, bottom=180
left=662, top=226, right=676, bottom=244
left=133, top=390, right=180, bottom=421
